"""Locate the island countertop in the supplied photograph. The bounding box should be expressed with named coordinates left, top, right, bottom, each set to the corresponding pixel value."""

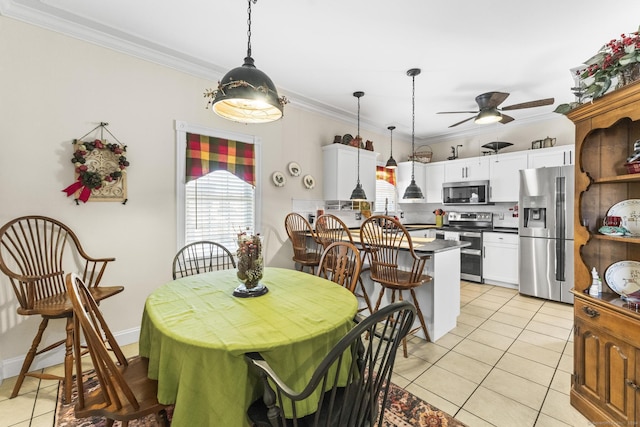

left=413, top=239, right=471, bottom=253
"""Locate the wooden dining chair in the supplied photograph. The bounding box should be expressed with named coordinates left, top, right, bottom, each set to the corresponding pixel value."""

left=359, top=215, right=432, bottom=357
left=316, top=241, right=362, bottom=294
left=172, top=240, right=236, bottom=279
left=315, top=214, right=373, bottom=314
left=284, top=213, right=322, bottom=274
left=66, top=273, right=170, bottom=426
left=0, top=215, right=124, bottom=403
left=245, top=301, right=416, bottom=427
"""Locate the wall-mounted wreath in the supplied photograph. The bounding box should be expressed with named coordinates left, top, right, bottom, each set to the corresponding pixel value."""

left=62, top=122, right=129, bottom=203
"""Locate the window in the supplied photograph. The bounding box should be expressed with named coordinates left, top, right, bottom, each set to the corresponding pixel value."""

left=374, top=166, right=397, bottom=214
left=175, top=121, right=262, bottom=251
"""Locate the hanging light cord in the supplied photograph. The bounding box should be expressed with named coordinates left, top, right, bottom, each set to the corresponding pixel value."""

left=246, top=0, right=254, bottom=58
left=390, top=127, right=394, bottom=158
left=356, top=94, right=361, bottom=186
left=411, top=73, right=416, bottom=181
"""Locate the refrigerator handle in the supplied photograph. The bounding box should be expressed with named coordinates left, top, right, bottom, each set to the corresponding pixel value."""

left=555, top=176, right=566, bottom=281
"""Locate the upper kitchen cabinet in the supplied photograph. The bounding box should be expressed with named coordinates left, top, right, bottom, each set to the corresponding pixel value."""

left=443, top=156, right=490, bottom=182
left=527, top=145, right=575, bottom=168
left=396, top=161, right=426, bottom=203
left=322, top=144, right=378, bottom=201
left=489, top=151, right=528, bottom=202
left=424, top=162, right=445, bottom=203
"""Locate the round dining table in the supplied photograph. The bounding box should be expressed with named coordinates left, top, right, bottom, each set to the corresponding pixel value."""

left=138, top=267, right=358, bottom=427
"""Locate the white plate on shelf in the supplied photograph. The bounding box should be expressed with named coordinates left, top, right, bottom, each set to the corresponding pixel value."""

left=604, top=260, right=640, bottom=302
left=607, top=199, right=640, bottom=235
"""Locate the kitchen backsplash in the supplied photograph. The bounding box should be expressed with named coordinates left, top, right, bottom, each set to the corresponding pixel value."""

left=292, top=198, right=519, bottom=229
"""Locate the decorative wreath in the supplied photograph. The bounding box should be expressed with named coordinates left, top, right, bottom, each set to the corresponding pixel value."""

left=62, top=138, right=129, bottom=202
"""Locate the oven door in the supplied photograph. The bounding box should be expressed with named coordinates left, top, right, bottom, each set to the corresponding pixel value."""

left=459, top=231, right=483, bottom=282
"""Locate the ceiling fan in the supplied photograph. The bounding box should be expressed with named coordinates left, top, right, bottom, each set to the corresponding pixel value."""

left=437, top=92, right=555, bottom=128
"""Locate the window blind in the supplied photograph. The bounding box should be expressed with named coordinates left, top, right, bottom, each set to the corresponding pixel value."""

left=185, top=170, right=255, bottom=250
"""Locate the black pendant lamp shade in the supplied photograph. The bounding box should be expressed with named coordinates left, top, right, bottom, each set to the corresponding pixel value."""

left=350, top=91, right=367, bottom=201
left=403, top=68, right=424, bottom=200
left=205, top=0, right=288, bottom=124
left=385, top=125, right=398, bottom=169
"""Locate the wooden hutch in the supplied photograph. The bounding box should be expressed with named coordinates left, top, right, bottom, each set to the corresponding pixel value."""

left=567, top=80, right=640, bottom=425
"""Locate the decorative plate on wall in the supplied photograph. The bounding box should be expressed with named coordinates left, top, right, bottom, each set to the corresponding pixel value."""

left=303, top=174, right=315, bottom=189
left=288, top=162, right=301, bottom=177
left=272, top=171, right=286, bottom=187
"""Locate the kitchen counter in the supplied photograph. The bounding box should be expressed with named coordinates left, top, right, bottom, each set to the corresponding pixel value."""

left=354, top=232, right=467, bottom=342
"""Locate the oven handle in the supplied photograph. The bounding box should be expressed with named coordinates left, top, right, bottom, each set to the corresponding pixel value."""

left=461, top=248, right=482, bottom=256
left=460, top=231, right=482, bottom=238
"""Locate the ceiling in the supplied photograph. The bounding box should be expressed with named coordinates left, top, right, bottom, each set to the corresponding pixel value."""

left=3, top=0, right=640, bottom=141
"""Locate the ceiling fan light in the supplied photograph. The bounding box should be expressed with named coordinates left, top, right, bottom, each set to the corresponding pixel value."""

left=474, top=109, right=502, bottom=124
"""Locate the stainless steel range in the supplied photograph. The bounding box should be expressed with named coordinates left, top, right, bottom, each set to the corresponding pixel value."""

left=435, top=211, right=492, bottom=283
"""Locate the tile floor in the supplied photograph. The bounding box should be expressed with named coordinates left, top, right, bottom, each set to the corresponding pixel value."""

left=1, top=281, right=593, bottom=426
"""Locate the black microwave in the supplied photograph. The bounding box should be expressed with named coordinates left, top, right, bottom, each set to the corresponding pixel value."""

left=442, top=180, right=490, bottom=205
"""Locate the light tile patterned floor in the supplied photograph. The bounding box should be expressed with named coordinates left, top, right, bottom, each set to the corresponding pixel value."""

left=1, top=282, right=594, bottom=426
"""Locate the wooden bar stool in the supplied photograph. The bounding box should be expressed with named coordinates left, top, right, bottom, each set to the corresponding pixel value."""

left=284, top=213, right=322, bottom=274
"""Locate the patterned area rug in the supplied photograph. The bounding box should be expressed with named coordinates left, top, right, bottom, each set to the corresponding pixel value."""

left=55, top=371, right=466, bottom=426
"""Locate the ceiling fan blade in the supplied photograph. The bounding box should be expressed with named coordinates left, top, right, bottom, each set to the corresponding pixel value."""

left=448, top=116, right=476, bottom=128
left=437, top=111, right=479, bottom=114
left=499, top=114, right=515, bottom=124
left=475, top=92, right=510, bottom=109
left=501, top=98, right=555, bottom=110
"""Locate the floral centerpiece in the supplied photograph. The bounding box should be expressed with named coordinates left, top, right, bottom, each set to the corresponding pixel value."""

left=235, top=231, right=265, bottom=295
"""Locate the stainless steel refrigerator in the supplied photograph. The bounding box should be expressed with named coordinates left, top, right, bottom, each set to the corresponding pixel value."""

left=519, top=165, right=574, bottom=304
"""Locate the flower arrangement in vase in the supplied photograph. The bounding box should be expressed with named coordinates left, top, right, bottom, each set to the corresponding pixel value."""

left=234, top=231, right=268, bottom=297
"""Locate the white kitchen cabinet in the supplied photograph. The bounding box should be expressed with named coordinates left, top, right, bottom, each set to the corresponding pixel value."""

left=489, top=152, right=528, bottom=202
left=527, top=145, right=575, bottom=168
left=483, top=232, right=519, bottom=285
left=444, top=156, right=490, bottom=182
left=322, top=144, right=378, bottom=201
left=396, top=161, right=426, bottom=202
left=424, top=162, right=445, bottom=203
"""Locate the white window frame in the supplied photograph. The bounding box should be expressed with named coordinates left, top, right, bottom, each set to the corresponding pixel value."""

left=175, top=120, right=262, bottom=251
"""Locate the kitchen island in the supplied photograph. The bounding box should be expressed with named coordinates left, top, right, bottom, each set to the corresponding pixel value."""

left=357, top=234, right=470, bottom=342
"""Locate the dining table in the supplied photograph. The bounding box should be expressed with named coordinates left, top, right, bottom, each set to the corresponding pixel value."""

left=138, top=267, right=358, bottom=427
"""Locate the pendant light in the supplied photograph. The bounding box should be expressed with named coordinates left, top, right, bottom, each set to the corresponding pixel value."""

left=403, top=68, right=424, bottom=200
left=204, top=0, right=288, bottom=124
left=350, top=91, right=367, bottom=201
left=385, top=126, right=398, bottom=169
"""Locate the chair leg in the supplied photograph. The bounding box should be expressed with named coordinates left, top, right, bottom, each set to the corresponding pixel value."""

left=357, top=277, right=373, bottom=314
left=410, top=289, right=431, bottom=342
left=11, top=318, right=49, bottom=398
left=63, top=316, right=74, bottom=404
left=397, top=291, right=408, bottom=358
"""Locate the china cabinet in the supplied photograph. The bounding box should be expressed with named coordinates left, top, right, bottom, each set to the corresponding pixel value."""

left=568, top=81, right=640, bottom=426
left=322, top=144, right=378, bottom=201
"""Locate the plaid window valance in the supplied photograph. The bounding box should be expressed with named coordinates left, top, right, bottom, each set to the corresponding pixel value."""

left=376, top=166, right=396, bottom=186
left=186, top=133, right=255, bottom=186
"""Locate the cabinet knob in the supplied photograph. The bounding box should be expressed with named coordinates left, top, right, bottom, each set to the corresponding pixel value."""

left=626, top=379, right=640, bottom=391
left=582, top=306, right=600, bottom=318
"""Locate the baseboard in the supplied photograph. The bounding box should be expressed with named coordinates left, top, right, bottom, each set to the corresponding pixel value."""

left=483, top=279, right=518, bottom=289
left=1, top=326, right=141, bottom=381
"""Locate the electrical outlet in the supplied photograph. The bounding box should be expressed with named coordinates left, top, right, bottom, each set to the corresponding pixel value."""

left=499, top=213, right=504, bottom=220
left=355, top=211, right=362, bottom=220
left=400, top=211, right=404, bottom=219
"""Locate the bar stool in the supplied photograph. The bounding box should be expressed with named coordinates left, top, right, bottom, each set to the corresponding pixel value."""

left=316, top=213, right=373, bottom=314
left=359, top=215, right=432, bottom=357
left=284, top=212, right=322, bottom=274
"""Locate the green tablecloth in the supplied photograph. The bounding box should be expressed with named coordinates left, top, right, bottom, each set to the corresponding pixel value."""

left=139, top=267, right=358, bottom=427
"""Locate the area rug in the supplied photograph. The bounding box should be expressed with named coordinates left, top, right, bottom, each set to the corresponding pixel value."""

left=55, top=371, right=466, bottom=427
